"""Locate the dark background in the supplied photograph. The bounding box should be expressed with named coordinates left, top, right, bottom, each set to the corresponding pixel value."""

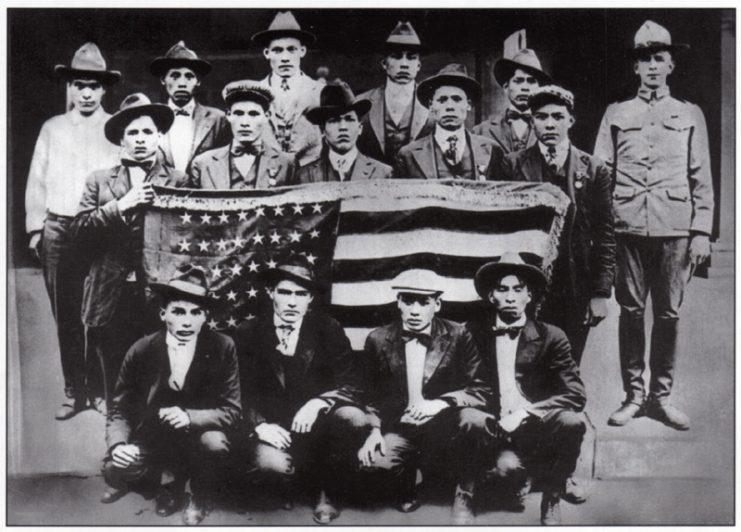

left=8, top=8, right=727, bottom=267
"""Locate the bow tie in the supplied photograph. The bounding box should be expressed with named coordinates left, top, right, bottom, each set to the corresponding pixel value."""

left=276, top=324, right=295, bottom=332
left=121, top=159, right=153, bottom=172
left=505, top=109, right=532, bottom=123
left=232, top=144, right=262, bottom=157
left=491, top=325, right=523, bottom=339
left=174, top=108, right=191, bottom=117
left=280, top=77, right=290, bottom=91
left=402, top=330, right=432, bottom=348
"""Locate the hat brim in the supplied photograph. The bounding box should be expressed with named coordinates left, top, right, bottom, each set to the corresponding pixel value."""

left=251, top=29, right=317, bottom=49
left=493, top=59, right=552, bottom=87
left=150, top=57, right=212, bottom=78
left=104, top=104, right=174, bottom=144
left=417, top=75, right=482, bottom=108
left=474, top=262, right=547, bottom=299
left=626, top=43, right=690, bottom=59
left=150, top=283, right=215, bottom=309
left=262, top=268, right=317, bottom=291
left=529, top=92, right=573, bottom=113
left=304, top=99, right=372, bottom=125
left=224, top=89, right=273, bottom=110
left=392, top=287, right=443, bottom=296
left=54, top=65, right=122, bottom=86
left=383, top=42, right=428, bottom=55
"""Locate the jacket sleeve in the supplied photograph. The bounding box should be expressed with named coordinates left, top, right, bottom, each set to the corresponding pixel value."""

left=234, top=328, right=267, bottom=432
left=588, top=160, right=616, bottom=297
left=318, top=319, right=365, bottom=407
left=485, top=144, right=506, bottom=181
left=688, top=104, right=714, bottom=236
left=24, top=121, right=51, bottom=234
left=189, top=155, right=204, bottom=188
left=106, top=339, right=146, bottom=452
left=70, top=171, right=128, bottom=247
left=593, top=104, right=617, bottom=178
left=439, top=327, right=492, bottom=409
left=498, top=153, right=517, bottom=181
left=393, top=149, right=413, bottom=179
left=361, top=332, right=389, bottom=431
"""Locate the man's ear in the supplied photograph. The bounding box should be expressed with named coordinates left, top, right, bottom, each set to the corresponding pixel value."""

left=160, top=77, right=166, bottom=87
left=633, top=61, right=640, bottom=75
left=299, top=45, right=307, bottom=59
left=433, top=297, right=442, bottom=313
left=159, top=308, right=166, bottom=321
left=263, top=48, right=270, bottom=60
left=466, top=99, right=472, bottom=112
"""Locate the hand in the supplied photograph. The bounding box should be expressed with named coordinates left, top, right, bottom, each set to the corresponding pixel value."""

left=28, top=232, right=42, bottom=260
left=158, top=406, right=190, bottom=430
left=498, top=409, right=530, bottom=433
left=689, top=234, right=711, bottom=266
left=110, top=443, right=141, bottom=469
left=400, top=399, right=449, bottom=426
left=117, top=183, right=155, bottom=215
left=584, top=297, right=609, bottom=327
left=357, top=428, right=387, bottom=467
left=255, top=423, right=292, bottom=450
left=291, top=398, right=330, bottom=433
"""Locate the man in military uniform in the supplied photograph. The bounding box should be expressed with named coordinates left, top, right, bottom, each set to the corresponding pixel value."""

left=472, top=47, right=551, bottom=154
left=594, top=21, right=713, bottom=431
left=357, top=21, right=432, bottom=165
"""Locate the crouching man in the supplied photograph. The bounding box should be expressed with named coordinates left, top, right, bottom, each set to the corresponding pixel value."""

left=101, top=265, right=241, bottom=526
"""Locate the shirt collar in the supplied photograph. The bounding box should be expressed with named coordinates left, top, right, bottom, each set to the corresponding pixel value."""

left=402, top=322, right=432, bottom=335
left=328, top=147, right=358, bottom=172
left=166, top=331, right=197, bottom=348
left=495, top=314, right=527, bottom=329
left=637, top=86, right=670, bottom=102
left=538, top=139, right=570, bottom=167
left=168, top=98, right=196, bottom=115
left=274, top=313, right=303, bottom=330
left=385, top=80, right=415, bottom=99
left=434, top=125, right=466, bottom=149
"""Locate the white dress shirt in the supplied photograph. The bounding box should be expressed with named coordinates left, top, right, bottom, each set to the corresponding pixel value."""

left=507, top=106, right=531, bottom=141
left=434, top=125, right=466, bottom=164
left=403, top=323, right=431, bottom=406
left=538, top=139, right=570, bottom=175
left=328, top=147, right=358, bottom=181
left=495, top=315, right=532, bottom=416
left=231, top=141, right=258, bottom=178
left=167, top=99, right=196, bottom=172
left=274, top=314, right=303, bottom=356
left=166, top=332, right=197, bottom=390
left=385, top=80, right=415, bottom=126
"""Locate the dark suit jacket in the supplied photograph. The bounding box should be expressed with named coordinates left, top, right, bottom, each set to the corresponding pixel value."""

left=71, top=161, right=189, bottom=328
left=106, top=329, right=242, bottom=452
left=234, top=311, right=364, bottom=431
left=363, top=317, right=491, bottom=430
left=472, top=110, right=537, bottom=154
left=500, top=144, right=616, bottom=305
left=158, top=102, right=230, bottom=173
left=292, top=149, right=393, bottom=184
left=394, top=131, right=505, bottom=180
left=465, top=317, right=586, bottom=418
left=189, top=144, right=295, bottom=189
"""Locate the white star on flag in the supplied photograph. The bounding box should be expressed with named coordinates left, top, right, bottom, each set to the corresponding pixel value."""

left=226, top=290, right=237, bottom=301
left=312, top=203, right=322, bottom=213
left=255, top=207, right=265, bottom=217
left=292, top=204, right=303, bottom=215
left=247, top=261, right=260, bottom=272
left=305, top=253, right=317, bottom=264
left=273, top=205, right=284, bottom=216
left=211, top=265, right=223, bottom=278
left=218, top=212, right=230, bottom=224
left=288, top=231, right=301, bottom=242
left=215, top=239, right=229, bottom=251
left=230, top=263, right=243, bottom=276
left=207, top=319, right=220, bottom=330
left=270, top=232, right=281, bottom=244
left=180, top=213, right=192, bottom=224
left=265, top=258, right=278, bottom=269
left=200, top=213, right=213, bottom=224
left=309, top=229, right=320, bottom=239
left=237, top=211, right=249, bottom=222
left=252, top=232, right=264, bottom=245
left=246, top=314, right=256, bottom=321
left=246, top=287, right=258, bottom=298
left=197, top=241, right=210, bottom=252
left=226, top=317, right=238, bottom=328
left=232, top=236, right=246, bottom=249
left=178, top=239, right=191, bottom=252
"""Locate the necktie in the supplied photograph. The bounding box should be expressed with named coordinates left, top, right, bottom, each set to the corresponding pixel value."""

left=276, top=324, right=295, bottom=353
left=492, top=325, right=523, bottom=340
left=280, top=77, right=290, bottom=91
left=174, top=108, right=190, bottom=117
left=505, top=109, right=532, bottom=123
left=121, top=159, right=153, bottom=172
left=545, top=146, right=558, bottom=174
left=444, top=135, right=458, bottom=165
left=232, top=143, right=262, bottom=157
left=402, top=330, right=432, bottom=348
left=333, top=156, right=349, bottom=181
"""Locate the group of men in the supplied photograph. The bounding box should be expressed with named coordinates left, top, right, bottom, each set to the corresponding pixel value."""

left=23, top=9, right=714, bottom=527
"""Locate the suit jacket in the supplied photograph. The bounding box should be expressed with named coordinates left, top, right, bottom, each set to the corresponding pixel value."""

left=394, top=131, right=505, bottom=180
left=472, top=110, right=537, bottom=154
left=500, top=144, right=616, bottom=305
left=292, top=148, right=393, bottom=184
left=357, top=85, right=432, bottom=164
left=363, top=317, right=491, bottom=430
left=158, top=102, right=230, bottom=173
left=189, top=144, right=295, bottom=189
left=465, top=317, right=586, bottom=418
left=106, top=329, right=242, bottom=452
left=71, top=161, right=189, bottom=328
left=234, top=311, right=364, bottom=431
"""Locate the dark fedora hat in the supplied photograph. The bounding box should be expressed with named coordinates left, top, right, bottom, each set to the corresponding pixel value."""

left=416, top=63, right=482, bottom=108
left=150, top=264, right=213, bottom=308
left=626, top=20, right=689, bottom=59
left=494, top=48, right=551, bottom=87
left=104, top=93, right=174, bottom=144
left=262, top=255, right=317, bottom=291
left=383, top=21, right=426, bottom=53
left=150, top=41, right=212, bottom=78
left=54, top=42, right=121, bottom=86
left=222, top=80, right=274, bottom=110
left=251, top=11, right=317, bottom=49
left=474, top=252, right=547, bottom=299
left=304, top=80, right=371, bottom=125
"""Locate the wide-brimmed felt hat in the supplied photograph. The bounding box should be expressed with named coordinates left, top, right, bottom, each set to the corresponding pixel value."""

left=493, top=48, right=551, bottom=87
left=416, top=63, right=482, bottom=108
left=222, top=80, right=274, bottom=110
left=626, top=20, right=689, bottom=59
left=304, top=80, right=371, bottom=125
left=104, top=93, right=174, bottom=144
left=150, top=41, right=212, bottom=78
left=391, top=269, right=444, bottom=297
left=383, top=21, right=425, bottom=53
left=263, top=255, right=317, bottom=291
left=529, top=85, right=575, bottom=113
left=474, top=252, right=547, bottom=299
left=251, top=11, right=317, bottom=49
left=150, top=264, right=213, bottom=308
left=54, top=42, right=121, bottom=86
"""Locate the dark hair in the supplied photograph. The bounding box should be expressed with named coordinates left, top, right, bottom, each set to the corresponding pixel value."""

left=159, top=293, right=209, bottom=311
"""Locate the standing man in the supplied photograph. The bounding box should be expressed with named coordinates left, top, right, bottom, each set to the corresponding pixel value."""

left=395, top=64, right=504, bottom=180
left=25, top=42, right=121, bottom=419
left=295, top=80, right=393, bottom=183
left=466, top=253, right=587, bottom=525
left=472, top=47, right=551, bottom=153
left=358, top=270, right=491, bottom=525
left=594, top=21, right=713, bottom=430
left=190, top=81, right=295, bottom=189
left=71, top=93, right=189, bottom=409
left=151, top=41, right=230, bottom=174
left=357, top=21, right=431, bottom=165
left=253, top=11, right=323, bottom=166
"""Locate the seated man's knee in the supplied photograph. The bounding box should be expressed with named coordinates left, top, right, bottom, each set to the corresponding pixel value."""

left=254, top=443, right=295, bottom=476
left=102, top=456, right=147, bottom=488
left=331, top=405, right=372, bottom=430
left=199, top=431, right=230, bottom=455
left=456, top=407, right=492, bottom=431
left=554, top=411, right=586, bottom=438
left=490, top=449, right=525, bottom=479
left=367, top=433, right=413, bottom=473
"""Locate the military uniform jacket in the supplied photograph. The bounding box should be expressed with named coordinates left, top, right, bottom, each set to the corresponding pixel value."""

left=189, top=144, right=295, bottom=189
left=472, top=109, right=537, bottom=154
left=291, top=148, right=393, bottom=184
left=71, top=161, right=189, bottom=328
left=593, top=87, right=714, bottom=237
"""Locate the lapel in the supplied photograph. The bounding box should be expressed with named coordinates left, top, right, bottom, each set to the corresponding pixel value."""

left=520, top=145, right=544, bottom=183
left=147, top=160, right=175, bottom=186
left=256, top=145, right=284, bottom=188
left=159, top=135, right=174, bottom=167
left=258, top=319, right=286, bottom=389
left=294, top=315, right=317, bottom=377
left=423, top=318, right=451, bottom=387
left=349, top=153, right=376, bottom=181
left=367, top=87, right=385, bottom=154
left=487, top=118, right=510, bottom=151
left=410, top=92, right=428, bottom=139
left=383, top=322, right=409, bottom=394
left=146, top=331, right=169, bottom=406
left=191, top=103, right=214, bottom=155
left=106, top=165, right=131, bottom=201
left=411, top=134, right=437, bottom=179
left=180, top=331, right=211, bottom=393
left=565, top=145, right=587, bottom=203
left=207, top=146, right=231, bottom=190
left=514, top=320, right=542, bottom=381
left=469, top=133, right=493, bottom=176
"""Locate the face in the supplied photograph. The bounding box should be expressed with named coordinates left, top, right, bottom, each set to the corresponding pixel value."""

left=532, top=103, right=574, bottom=146
left=397, top=293, right=441, bottom=331
left=382, top=50, right=421, bottom=85
left=429, top=85, right=471, bottom=131
left=160, top=299, right=207, bottom=342
left=161, top=67, right=200, bottom=106
left=269, top=279, right=313, bottom=324
left=504, top=68, right=540, bottom=110
left=634, top=51, right=674, bottom=89
left=227, top=100, right=268, bottom=144
left=488, top=274, right=532, bottom=323
left=121, top=115, right=160, bottom=161
left=264, top=37, right=306, bottom=78
left=323, top=111, right=362, bottom=154
left=68, top=78, right=105, bottom=115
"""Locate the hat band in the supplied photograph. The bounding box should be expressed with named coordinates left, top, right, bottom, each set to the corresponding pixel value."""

left=278, top=265, right=313, bottom=279
left=167, top=279, right=208, bottom=297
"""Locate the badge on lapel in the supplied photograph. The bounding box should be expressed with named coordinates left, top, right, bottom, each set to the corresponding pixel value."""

left=267, top=166, right=279, bottom=187
left=477, top=164, right=488, bottom=181
left=574, top=171, right=587, bottom=190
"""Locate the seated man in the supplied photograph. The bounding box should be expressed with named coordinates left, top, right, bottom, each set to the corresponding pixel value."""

left=466, top=253, right=586, bottom=525
left=101, top=265, right=241, bottom=526
left=358, top=269, right=491, bottom=525
left=296, top=79, right=393, bottom=183
left=233, top=256, right=370, bottom=525
left=190, top=81, right=294, bottom=189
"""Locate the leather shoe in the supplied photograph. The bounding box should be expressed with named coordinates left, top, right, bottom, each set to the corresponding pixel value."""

left=312, top=490, right=340, bottom=525
left=182, top=495, right=209, bottom=526
left=644, top=401, right=690, bottom=431
left=540, top=492, right=561, bottom=525
left=607, top=401, right=643, bottom=426
left=562, top=476, right=588, bottom=504
left=395, top=494, right=421, bottom=513
left=100, top=487, right=128, bottom=504
left=155, top=484, right=184, bottom=517
left=450, top=485, right=475, bottom=525
left=54, top=397, right=86, bottom=420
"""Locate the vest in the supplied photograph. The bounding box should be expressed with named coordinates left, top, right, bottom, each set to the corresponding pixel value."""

left=433, top=139, right=475, bottom=179
left=229, top=153, right=262, bottom=189
left=384, top=99, right=414, bottom=163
